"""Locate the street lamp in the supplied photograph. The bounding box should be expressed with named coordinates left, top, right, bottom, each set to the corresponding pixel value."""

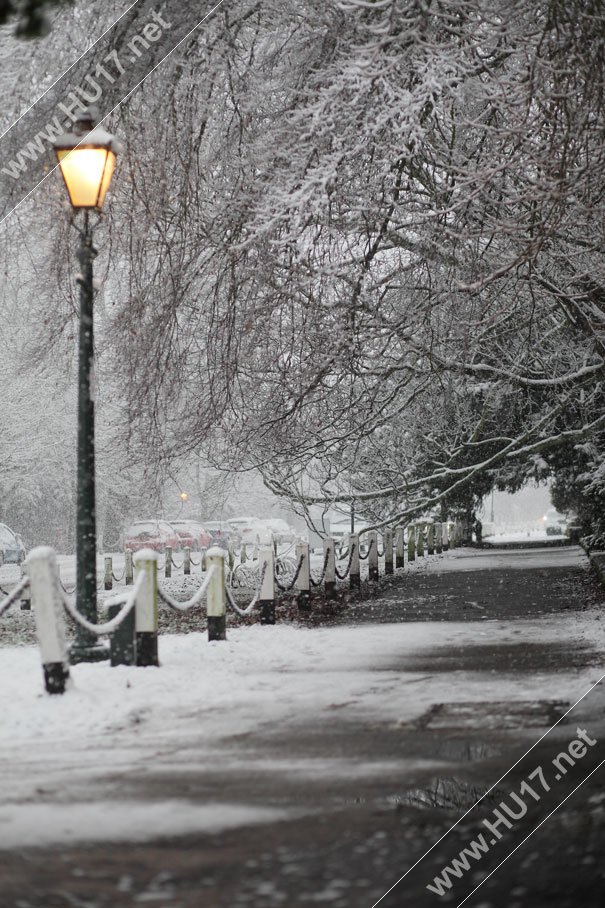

left=54, top=108, right=122, bottom=664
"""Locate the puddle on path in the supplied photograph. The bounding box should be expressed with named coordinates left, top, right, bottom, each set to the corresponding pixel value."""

left=391, top=776, right=504, bottom=812
left=402, top=698, right=570, bottom=731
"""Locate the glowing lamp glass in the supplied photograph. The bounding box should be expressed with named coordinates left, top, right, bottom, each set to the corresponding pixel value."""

left=56, top=146, right=116, bottom=210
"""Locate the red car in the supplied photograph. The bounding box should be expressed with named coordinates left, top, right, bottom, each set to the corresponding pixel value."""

left=170, top=520, right=213, bottom=551
left=123, top=519, right=180, bottom=553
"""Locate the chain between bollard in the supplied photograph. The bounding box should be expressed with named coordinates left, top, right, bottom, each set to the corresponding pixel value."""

left=335, top=542, right=356, bottom=580
left=358, top=536, right=374, bottom=561
left=60, top=572, right=144, bottom=635
left=0, top=576, right=30, bottom=618
left=112, top=568, right=126, bottom=582
left=157, top=565, right=217, bottom=611
left=225, top=560, right=267, bottom=616
left=274, top=554, right=305, bottom=592
left=310, top=546, right=331, bottom=587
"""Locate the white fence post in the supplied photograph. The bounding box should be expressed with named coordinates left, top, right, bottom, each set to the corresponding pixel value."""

left=206, top=547, right=227, bottom=641
left=104, top=556, right=112, bottom=590
left=442, top=522, right=449, bottom=551
left=295, top=540, right=311, bottom=610
left=125, top=550, right=134, bottom=585
left=133, top=548, right=159, bottom=667
left=417, top=523, right=425, bottom=557
left=407, top=524, right=416, bottom=562
left=384, top=528, right=394, bottom=575
left=259, top=545, right=276, bottom=624
left=27, top=546, right=70, bottom=695
left=349, top=533, right=360, bottom=589
left=435, top=522, right=443, bottom=554
left=427, top=523, right=435, bottom=556
left=368, top=530, right=379, bottom=581
left=20, top=562, right=31, bottom=610
left=324, top=537, right=336, bottom=598
left=395, top=527, right=405, bottom=569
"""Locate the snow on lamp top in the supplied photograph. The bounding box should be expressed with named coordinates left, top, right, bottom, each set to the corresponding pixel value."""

left=53, top=108, right=122, bottom=210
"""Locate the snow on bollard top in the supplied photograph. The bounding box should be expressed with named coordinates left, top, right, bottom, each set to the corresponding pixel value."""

left=206, top=546, right=227, bottom=559
left=132, top=548, right=160, bottom=563
left=25, top=545, right=57, bottom=564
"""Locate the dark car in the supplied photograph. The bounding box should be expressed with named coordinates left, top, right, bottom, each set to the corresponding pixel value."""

left=0, top=523, right=25, bottom=565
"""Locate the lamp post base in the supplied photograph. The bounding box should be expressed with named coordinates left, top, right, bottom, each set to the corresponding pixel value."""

left=69, top=640, right=110, bottom=665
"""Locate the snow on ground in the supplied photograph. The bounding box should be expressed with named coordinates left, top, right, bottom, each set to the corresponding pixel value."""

left=1, top=544, right=602, bottom=849
left=417, top=544, right=586, bottom=574
left=484, top=529, right=567, bottom=544
left=2, top=615, right=604, bottom=846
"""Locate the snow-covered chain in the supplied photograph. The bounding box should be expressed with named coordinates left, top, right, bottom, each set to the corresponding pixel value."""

left=310, top=547, right=331, bottom=587
left=157, top=564, right=217, bottom=611
left=335, top=542, right=356, bottom=580
left=225, top=560, right=268, bottom=616
left=274, top=554, right=305, bottom=592
left=61, top=571, right=144, bottom=635
left=0, top=576, right=30, bottom=618
left=358, top=536, right=375, bottom=561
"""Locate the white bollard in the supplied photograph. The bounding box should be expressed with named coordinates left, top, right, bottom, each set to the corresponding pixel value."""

left=324, top=537, right=336, bottom=597
left=184, top=547, right=191, bottom=575
left=368, top=530, right=379, bottom=581
left=295, top=540, right=311, bottom=609
left=133, top=548, right=159, bottom=666
left=407, top=524, right=416, bottom=562
left=258, top=545, right=276, bottom=624
left=349, top=533, right=360, bottom=589
left=395, top=527, right=405, bottom=569
left=416, top=523, right=425, bottom=557
left=384, top=528, right=394, bottom=575
left=206, top=547, right=227, bottom=641
left=20, top=562, right=31, bottom=610
left=27, top=547, right=70, bottom=694
left=164, top=545, right=172, bottom=578
left=104, top=556, right=112, bottom=590
left=427, top=523, right=434, bottom=556
left=442, top=522, right=449, bottom=551
left=125, top=550, right=134, bottom=585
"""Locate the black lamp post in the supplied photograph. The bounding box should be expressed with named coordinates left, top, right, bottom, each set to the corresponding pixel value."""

left=53, top=109, right=121, bottom=664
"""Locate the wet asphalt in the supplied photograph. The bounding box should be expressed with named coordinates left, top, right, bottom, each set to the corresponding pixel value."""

left=2, top=545, right=605, bottom=908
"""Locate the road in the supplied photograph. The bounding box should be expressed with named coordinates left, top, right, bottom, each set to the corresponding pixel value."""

left=1, top=545, right=604, bottom=907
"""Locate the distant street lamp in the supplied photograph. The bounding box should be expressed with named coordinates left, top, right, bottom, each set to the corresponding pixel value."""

left=54, top=108, right=122, bottom=664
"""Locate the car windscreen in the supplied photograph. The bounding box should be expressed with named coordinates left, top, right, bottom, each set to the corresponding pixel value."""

left=127, top=523, right=157, bottom=536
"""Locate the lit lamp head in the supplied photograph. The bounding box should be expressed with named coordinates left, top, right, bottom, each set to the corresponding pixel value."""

left=180, top=492, right=189, bottom=502
left=53, top=108, right=122, bottom=210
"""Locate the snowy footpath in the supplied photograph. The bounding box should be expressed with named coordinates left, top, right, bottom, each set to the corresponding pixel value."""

left=1, top=545, right=604, bottom=907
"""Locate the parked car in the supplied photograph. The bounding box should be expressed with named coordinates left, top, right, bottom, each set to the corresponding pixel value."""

left=169, top=519, right=212, bottom=551
left=542, top=508, right=567, bottom=536
left=123, top=519, right=180, bottom=553
left=0, top=523, right=25, bottom=565
left=205, top=521, right=240, bottom=549
left=258, top=519, right=297, bottom=544
left=226, top=517, right=268, bottom=545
